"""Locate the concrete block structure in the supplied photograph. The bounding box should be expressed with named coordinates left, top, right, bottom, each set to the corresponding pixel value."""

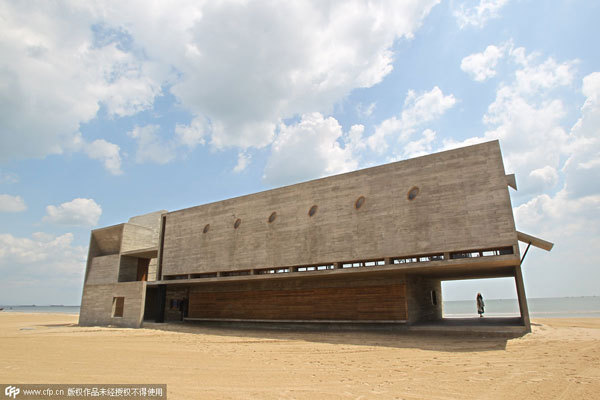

left=79, top=141, right=552, bottom=333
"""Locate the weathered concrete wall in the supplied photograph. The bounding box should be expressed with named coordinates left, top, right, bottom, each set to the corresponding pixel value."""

left=118, top=256, right=138, bottom=282
left=79, top=282, right=146, bottom=328
left=405, top=275, right=442, bottom=323
left=121, top=224, right=156, bottom=253
left=128, top=210, right=166, bottom=242
left=162, top=141, right=517, bottom=276
left=80, top=213, right=163, bottom=327
left=148, top=258, right=158, bottom=281
left=85, top=255, right=120, bottom=285
left=89, top=225, right=123, bottom=257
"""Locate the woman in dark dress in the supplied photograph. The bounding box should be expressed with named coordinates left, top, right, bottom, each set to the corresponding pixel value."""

left=476, top=293, right=485, bottom=317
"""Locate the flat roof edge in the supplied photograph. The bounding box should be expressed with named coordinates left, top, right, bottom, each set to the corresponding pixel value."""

left=166, top=140, right=502, bottom=216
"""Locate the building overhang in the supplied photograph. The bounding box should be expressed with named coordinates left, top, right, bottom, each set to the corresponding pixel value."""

left=517, top=231, right=554, bottom=251
left=147, top=253, right=520, bottom=287
left=121, top=246, right=159, bottom=259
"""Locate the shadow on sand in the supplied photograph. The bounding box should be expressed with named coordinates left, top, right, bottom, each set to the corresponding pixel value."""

left=141, top=320, right=524, bottom=352
left=38, top=323, right=78, bottom=328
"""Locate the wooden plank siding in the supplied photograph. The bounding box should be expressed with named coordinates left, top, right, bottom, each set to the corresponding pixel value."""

left=188, top=283, right=407, bottom=321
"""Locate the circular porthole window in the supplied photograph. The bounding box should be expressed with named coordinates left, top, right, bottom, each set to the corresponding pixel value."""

left=234, top=218, right=241, bottom=229
left=268, top=212, right=277, bottom=223
left=203, top=224, right=210, bottom=234
left=308, top=205, right=318, bottom=217
left=407, top=186, right=420, bottom=200
left=355, top=196, right=365, bottom=209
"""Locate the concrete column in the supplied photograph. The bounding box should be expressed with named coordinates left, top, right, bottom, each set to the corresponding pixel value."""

left=514, top=265, right=531, bottom=333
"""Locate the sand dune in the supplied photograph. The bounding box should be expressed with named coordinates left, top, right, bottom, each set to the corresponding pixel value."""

left=1, top=313, right=599, bottom=399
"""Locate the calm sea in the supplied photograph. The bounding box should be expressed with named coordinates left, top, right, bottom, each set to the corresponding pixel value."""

left=0, top=306, right=80, bottom=314
left=1, top=297, right=599, bottom=318
left=443, top=296, right=600, bottom=318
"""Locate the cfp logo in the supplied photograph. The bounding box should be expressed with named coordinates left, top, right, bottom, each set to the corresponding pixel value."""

left=4, top=386, right=20, bottom=399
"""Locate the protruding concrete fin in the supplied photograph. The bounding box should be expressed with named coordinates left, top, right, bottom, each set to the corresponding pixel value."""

left=517, top=231, right=553, bottom=251
left=506, top=174, right=517, bottom=190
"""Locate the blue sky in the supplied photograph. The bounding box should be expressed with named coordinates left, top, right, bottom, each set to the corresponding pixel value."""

left=1, top=0, right=599, bottom=304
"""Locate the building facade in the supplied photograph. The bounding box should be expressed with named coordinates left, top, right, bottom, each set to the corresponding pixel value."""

left=79, top=141, right=552, bottom=332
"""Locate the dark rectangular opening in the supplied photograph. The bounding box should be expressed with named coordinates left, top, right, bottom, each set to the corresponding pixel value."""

left=137, top=258, right=150, bottom=281
left=112, top=297, right=124, bottom=318
left=221, top=270, right=252, bottom=277
left=164, top=274, right=189, bottom=280
left=157, top=215, right=167, bottom=280
left=144, top=287, right=159, bottom=321
left=190, top=272, right=218, bottom=279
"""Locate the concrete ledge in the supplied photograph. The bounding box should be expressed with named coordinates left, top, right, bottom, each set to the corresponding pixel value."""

left=184, top=317, right=407, bottom=323
left=408, top=317, right=528, bottom=336
left=178, top=319, right=408, bottom=332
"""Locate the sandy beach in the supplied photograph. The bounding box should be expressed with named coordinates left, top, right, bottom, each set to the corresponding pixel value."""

left=1, top=313, right=598, bottom=399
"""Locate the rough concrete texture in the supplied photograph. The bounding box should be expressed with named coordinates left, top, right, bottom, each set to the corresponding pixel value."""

left=128, top=210, right=167, bottom=242
left=80, top=212, right=165, bottom=328
left=85, top=254, right=121, bottom=285
left=405, top=275, right=443, bottom=323
left=121, top=223, right=156, bottom=253
left=79, top=281, right=146, bottom=328
left=161, top=141, right=517, bottom=276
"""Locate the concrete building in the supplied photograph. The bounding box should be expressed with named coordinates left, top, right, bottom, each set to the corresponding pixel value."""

left=79, top=140, right=552, bottom=333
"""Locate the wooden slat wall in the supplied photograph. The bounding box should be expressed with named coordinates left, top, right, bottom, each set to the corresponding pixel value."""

left=188, top=283, right=406, bottom=321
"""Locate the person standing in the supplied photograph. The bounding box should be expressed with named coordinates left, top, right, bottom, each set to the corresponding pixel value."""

left=476, top=293, right=485, bottom=317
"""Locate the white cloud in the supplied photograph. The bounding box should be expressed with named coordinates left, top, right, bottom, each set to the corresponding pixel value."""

left=529, top=166, right=559, bottom=188
left=0, top=1, right=442, bottom=166
left=0, top=171, right=19, bottom=184
left=496, top=70, right=600, bottom=298
left=561, top=72, right=600, bottom=199
left=441, top=61, right=600, bottom=297
left=513, top=189, right=600, bottom=297
left=455, top=0, right=510, bottom=29
left=0, top=194, right=27, bottom=212
left=43, top=198, right=102, bottom=227
left=263, top=113, right=361, bottom=186
left=84, top=139, right=123, bottom=175
left=0, top=2, right=165, bottom=163
left=0, top=232, right=87, bottom=302
left=165, top=1, right=441, bottom=149
left=175, top=118, right=207, bottom=148
left=511, top=48, right=577, bottom=94
left=444, top=47, right=576, bottom=196
left=368, top=86, right=456, bottom=153
left=0, top=232, right=83, bottom=268
left=233, top=152, right=251, bottom=173
left=129, top=119, right=212, bottom=165
left=69, top=133, right=123, bottom=175
left=128, top=124, right=176, bottom=165
left=403, top=129, right=437, bottom=158
left=515, top=191, right=599, bottom=238
left=461, top=44, right=506, bottom=81
left=356, top=102, right=376, bottom=118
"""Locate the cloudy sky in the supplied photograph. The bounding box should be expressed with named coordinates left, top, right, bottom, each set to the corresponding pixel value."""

left=0, top=0, right=598, bottom=305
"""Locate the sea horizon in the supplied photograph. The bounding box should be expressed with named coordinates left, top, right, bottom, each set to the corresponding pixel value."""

left=2, top=296, right=599, bottom=318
